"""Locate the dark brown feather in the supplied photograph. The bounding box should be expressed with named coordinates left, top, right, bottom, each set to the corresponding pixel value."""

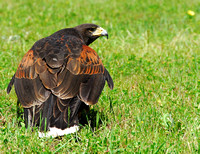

left=79, top=74, right=105, bottom=105
left=14, top=77, right=51, bottom=108
left=7, top=74, right=15, bottom=94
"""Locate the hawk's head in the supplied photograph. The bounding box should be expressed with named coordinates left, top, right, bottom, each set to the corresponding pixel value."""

left=75, top=23, right=108, bottom=45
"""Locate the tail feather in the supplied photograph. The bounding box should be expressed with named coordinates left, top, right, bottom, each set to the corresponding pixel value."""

left=50, top=97, right=82, bottom=130
left=104, top=68, right=114, bottom=90
left=24, top=94, right=55, bottom=131
left=7, top=74, right=15, bottom=94
left=40, top=94, right=55, bottom=131
left=23, top=95, right=85, bottom=132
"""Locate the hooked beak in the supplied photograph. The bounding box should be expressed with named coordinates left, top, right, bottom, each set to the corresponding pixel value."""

left=92, top=27, right=108, bottom=39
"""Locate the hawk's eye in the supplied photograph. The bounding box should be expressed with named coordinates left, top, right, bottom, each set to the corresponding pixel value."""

left=88, top=28, right=96, bottom=33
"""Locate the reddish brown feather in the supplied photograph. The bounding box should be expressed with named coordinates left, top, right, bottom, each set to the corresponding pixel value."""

left=15, top=49, right=59, bottom=90
left=67, top=45, right=104, bottom=75
left=35, top=58, right=47, bottom=74
left=15, top=51, right=48, bottom=80
left=65, top=44, right=71, bottom=53
left=15, top=50, right=37, bottom=79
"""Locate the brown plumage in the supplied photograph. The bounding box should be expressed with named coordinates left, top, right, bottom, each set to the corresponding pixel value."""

left=7, top=24, right=113, bottom=135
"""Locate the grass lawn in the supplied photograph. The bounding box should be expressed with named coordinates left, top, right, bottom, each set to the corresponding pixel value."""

left=0, top=0, right=200, bottom=153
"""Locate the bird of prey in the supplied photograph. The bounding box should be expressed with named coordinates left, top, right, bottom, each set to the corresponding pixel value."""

left=7, top=23, right=114, bottom=137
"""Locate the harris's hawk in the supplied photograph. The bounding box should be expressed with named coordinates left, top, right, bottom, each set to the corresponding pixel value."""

left=7, top=24, right=114, bottom=137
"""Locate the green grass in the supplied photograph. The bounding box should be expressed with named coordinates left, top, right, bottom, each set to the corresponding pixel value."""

left=0, top=0, right=200, bottom=153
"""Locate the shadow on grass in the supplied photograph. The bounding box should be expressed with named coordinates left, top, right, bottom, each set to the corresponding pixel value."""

left=17, top=100, right=24, bottom=126
left=79, top=108, right=108, bottom=130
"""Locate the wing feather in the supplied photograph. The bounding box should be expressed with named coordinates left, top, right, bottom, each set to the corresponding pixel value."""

left=79, top=74, right=105, bottom=105
left=67, top=45, right=104, bottom=75
left=15, top=50, right=37, bottom=79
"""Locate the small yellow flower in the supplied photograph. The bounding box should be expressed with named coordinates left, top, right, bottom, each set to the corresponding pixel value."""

left=187, top=10, right=195, bottom=16
left=141, top=121, right=144, bottom=124
left=157, top=99, right=161, bottom=103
